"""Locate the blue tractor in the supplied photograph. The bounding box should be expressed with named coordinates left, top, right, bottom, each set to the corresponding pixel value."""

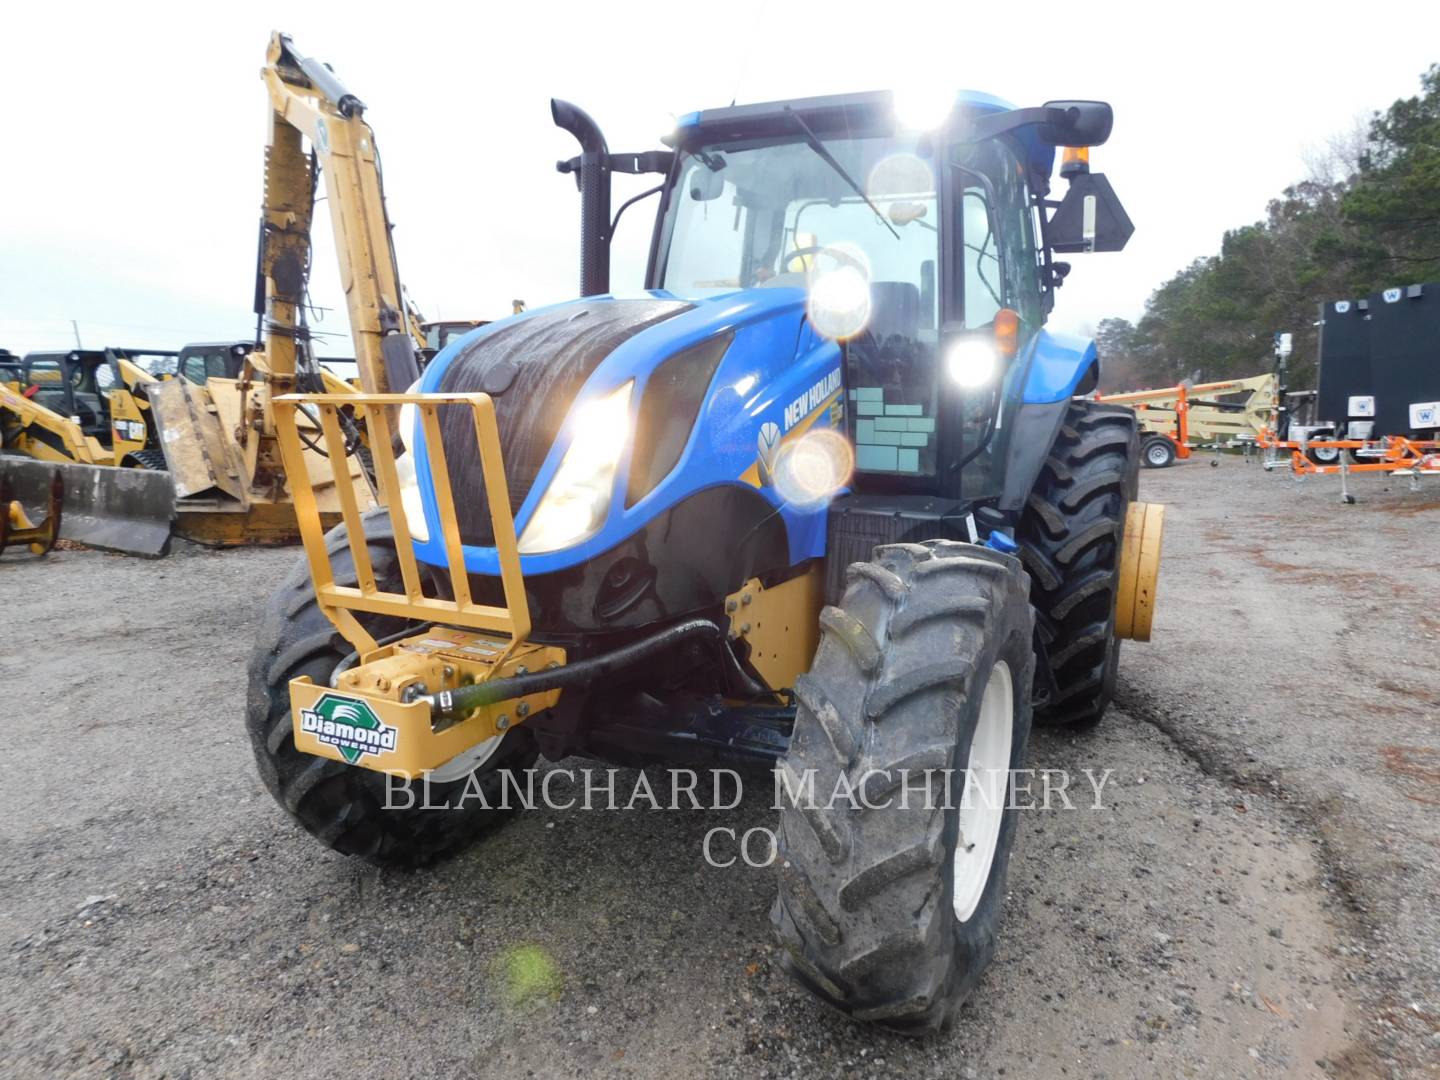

left=250, top=78, right=1163, bottom=1032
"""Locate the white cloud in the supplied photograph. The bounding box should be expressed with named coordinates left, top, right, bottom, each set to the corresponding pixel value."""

left=2, top=0, right=1437, bottom=351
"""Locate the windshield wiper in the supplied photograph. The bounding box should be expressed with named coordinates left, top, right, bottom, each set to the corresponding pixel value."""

left=782, top=106, right=899, bottom=241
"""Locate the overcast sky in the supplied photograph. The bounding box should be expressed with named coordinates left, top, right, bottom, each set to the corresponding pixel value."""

left=3, top=1, right=1437, bottom=355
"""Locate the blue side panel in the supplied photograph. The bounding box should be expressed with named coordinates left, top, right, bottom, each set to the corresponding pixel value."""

left=409, top=288, right=839, bottom=577
left=1021, top=328, right=1098, bottom=404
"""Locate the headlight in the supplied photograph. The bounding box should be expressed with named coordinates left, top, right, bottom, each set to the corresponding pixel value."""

left=393, top=382, right=429, bottom=543
left=518, top=382, right=634, bottom=554
left=946, top=339, right=999, bottom=388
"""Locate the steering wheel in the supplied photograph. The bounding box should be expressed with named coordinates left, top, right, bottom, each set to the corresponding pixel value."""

left=777, top=245, right=868, bottom=276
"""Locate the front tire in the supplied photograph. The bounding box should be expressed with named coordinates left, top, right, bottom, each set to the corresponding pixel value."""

left=772, top=541, right=1034, bottom=1034
left=245, top=509, right=537, bottom=867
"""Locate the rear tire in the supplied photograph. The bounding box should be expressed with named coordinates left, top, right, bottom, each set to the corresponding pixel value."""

left=1017, top=401, right=1138, bottom=729
left=772, top=541, right=1034, bottom=1034
left=245, top=508, right=537, bottom=867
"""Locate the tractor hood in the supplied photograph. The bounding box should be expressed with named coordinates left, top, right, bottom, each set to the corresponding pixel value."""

left=411, top=287, right=842, bottom=577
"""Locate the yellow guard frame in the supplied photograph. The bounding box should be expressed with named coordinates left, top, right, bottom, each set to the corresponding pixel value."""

left=272, top=390, right=531, bottom=663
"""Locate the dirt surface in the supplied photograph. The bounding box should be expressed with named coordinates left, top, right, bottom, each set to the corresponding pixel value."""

left=2, top=459, right=1437, bottom=1078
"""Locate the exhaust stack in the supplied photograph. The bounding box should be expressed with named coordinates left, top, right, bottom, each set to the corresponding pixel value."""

left=551, top=99, right=612, bottom=297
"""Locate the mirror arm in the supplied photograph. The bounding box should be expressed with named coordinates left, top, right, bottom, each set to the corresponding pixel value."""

left=611, top=183, right=664, bottom=237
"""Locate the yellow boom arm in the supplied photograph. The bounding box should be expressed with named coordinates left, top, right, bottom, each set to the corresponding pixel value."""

left=259, top=32, right=423, bottom=397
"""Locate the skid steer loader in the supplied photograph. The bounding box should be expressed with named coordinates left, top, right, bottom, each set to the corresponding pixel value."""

left=248, top=36, right=1165, bottom=1033
left=0, top=347, right=178, bottom=553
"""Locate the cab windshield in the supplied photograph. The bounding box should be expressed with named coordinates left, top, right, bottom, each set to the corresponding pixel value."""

left=655, top=126, right=1039, bottom=491
left=658, top=131, right=944, bottom=477
left=658, top=132, right=940, bottom=333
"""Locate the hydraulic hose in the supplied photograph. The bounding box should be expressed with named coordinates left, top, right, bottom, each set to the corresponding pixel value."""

left=426, top=618, right=722, bottom=724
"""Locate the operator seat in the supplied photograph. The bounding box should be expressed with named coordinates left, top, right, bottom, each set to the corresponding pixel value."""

left=866, top=281, right=921, bottom=348
left=848, top=281, right=937, bottom=476
left=852, top=281, right=923, bottom=391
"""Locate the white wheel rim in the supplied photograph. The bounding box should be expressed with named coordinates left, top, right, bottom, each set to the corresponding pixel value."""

left=425, top=732, right=506, bottom=783
left=1147, top=443, right=1170, bottom=465
left=952, top=660, right=1014, bottom=924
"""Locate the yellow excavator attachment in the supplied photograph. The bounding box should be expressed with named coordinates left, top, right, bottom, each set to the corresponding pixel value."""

left=0, top=455, right=175, bottom=556
left=144, top=371, right=374, bottom=547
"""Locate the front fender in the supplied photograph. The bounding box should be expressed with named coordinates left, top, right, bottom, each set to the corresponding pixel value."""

left=1022, top=328, right=1098, bottom=404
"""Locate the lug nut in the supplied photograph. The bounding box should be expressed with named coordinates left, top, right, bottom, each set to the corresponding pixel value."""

left=726, top=599, right=738, bottom=613
left=517, top=702, right=530, bottom=717
left=495, top=714, right=510, bottom=731
left=742, top=592, right=752, bottom=605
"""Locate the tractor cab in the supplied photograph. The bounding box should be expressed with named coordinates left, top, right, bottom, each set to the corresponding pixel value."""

left=554, top=92, right=1133, bottom=513
left=19, top=351, right=117, bottom=439
left=175, top=341, right=255, bottom=385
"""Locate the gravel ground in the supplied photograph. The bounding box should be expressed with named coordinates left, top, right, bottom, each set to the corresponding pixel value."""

left=1, top=458, right=1437, bottom=1078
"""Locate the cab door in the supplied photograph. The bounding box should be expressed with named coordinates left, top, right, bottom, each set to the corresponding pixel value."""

left=946, top=137, right=1043, bottom=502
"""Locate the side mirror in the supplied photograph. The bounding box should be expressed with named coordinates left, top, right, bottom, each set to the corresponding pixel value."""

left=1037, top=100, right=1114, bottom=147
left=688, top=165, right=726, bottom=202
left=888, top=201, right=928, bottom=226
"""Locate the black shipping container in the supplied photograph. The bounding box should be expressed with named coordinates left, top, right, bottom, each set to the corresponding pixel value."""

left=1367, top=283, right=1440, bottom=437
left=1315, top=299, right=1371, bottom=431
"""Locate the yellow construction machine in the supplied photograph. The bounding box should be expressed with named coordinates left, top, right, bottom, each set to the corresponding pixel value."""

left=0, top=27, right=443, bottom=555
left=0, top=347, right=166, bottom=469
left=1, top=347, right=182, bottom=553
left=147, top=29, right=460, bottom=546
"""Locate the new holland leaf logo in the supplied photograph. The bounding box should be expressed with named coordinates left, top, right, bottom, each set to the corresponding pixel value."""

left=300, top=693, right=397, bottom=764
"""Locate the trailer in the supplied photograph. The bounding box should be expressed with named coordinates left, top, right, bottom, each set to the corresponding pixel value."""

left=1099, top=373, right=1279, bottom=468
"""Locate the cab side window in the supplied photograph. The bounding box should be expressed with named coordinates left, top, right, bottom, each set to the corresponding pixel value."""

left=182, top=352, right=229, bottom=385
left=993, top=147, right=1042, bottom=328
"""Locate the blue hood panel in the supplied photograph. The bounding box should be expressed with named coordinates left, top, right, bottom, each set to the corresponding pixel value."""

left=410, top=288, right=841, bottom=576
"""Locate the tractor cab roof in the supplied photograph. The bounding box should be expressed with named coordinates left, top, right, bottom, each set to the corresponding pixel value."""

left=669, top=89, right=1058, bottom=186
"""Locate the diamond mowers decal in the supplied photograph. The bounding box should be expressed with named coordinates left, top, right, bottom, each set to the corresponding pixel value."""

left=300, top=692, right=397, bottom=765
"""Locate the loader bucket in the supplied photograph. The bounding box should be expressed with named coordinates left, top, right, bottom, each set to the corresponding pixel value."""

left=0, top=456, right=174, bottom=557
left=146, top=379, right=246, bottom=503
